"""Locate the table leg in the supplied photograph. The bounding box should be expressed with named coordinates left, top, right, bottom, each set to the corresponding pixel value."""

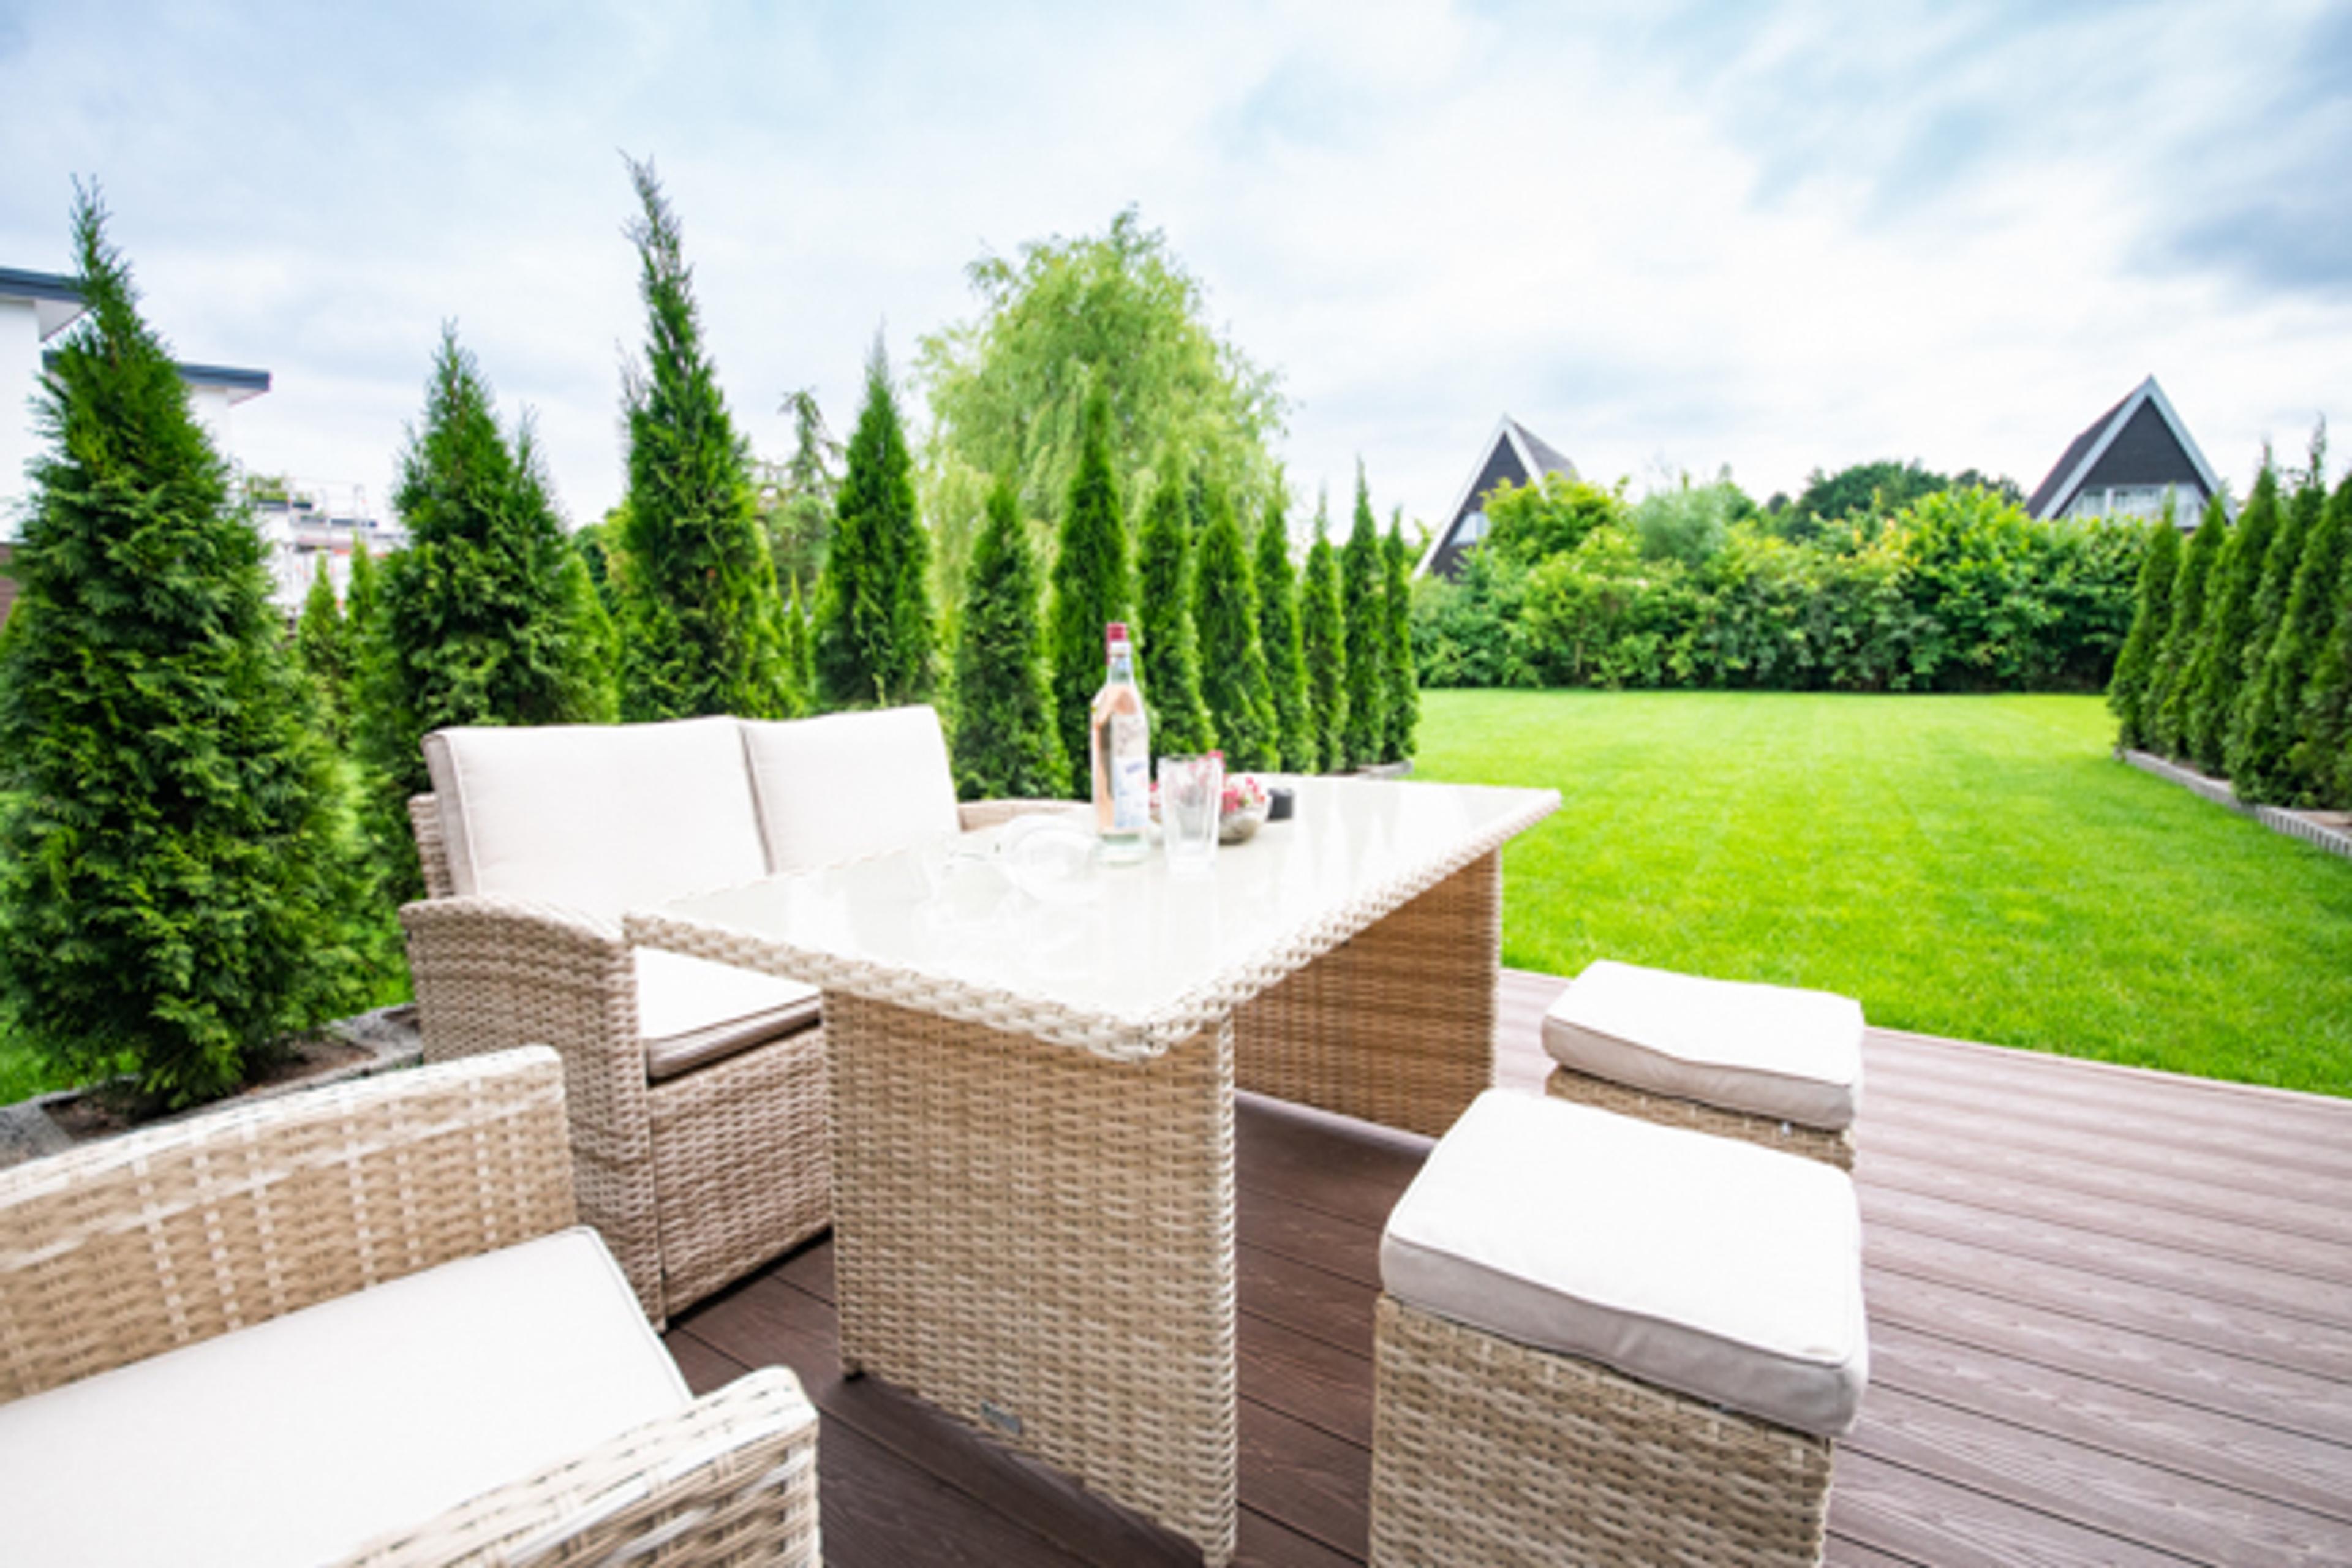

left=1234, top=850, right=1501, bottom=1138
left=822, top=992, right=1238, bottom=1566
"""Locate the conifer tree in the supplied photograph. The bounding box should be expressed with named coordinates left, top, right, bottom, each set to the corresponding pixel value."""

left=1300, top=492, right=1348, bottom=772
left=1254, top=485, right=1313, bottom=772
left=1338, top=464, right=1389, bottom=769
left=2227, top=444, right=2324, bottom=793
left=950, top=479, right=1069, bottom=800
left=1134, top=465, right=1213, bottom=754
left=817, top=337, right=934, bottom=707
left=2288, top=478, right=2352, bottom=804
left=359, top=327, right=617, bottom=899
left=1046, top=385, right=1131, bottom=793
left=296, top=556, right=351, bottom=743
left=0, top=189, right=366, bottom=1106
left=2147, top=494, right=2228, bottom=758
left=2106, top=511, right=2179, bottom=750
left=782, top=576, right=817, bottom=715
left=2184, top=465, right=2278, bottom=772
left=612, top=156, right=791, bottom=721
left=1381, top=513, right=1420, bottom=763
left=1193, top=484, right=1278, bottom=770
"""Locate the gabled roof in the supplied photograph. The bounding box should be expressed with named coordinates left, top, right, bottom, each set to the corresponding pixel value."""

left=1415, top=415, right=1579, bottom=576
left=2025, top=376, right=2220, bottom=520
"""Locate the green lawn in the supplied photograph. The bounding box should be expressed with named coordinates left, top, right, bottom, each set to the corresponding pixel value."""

left=1416, top=690, right=2352, bottom=1097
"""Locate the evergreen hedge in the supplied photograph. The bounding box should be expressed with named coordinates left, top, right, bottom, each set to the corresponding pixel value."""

left=818, top=338, right=933, bottom=707
left=2106, top=513, right=2179, bottom=750
left=949, top=480, right=1068, bottom=799
left=1193, top=485, right=1278, bottom=770
left=1381, top=516, right=1419, bottom=763
left=1299, top=500, right=1348, bottom=772
left=1134, top=466, right=1212, bottom=754
left=2147, top=496, right=2228, bottom=756
left=1046, top=386, right=1130, bottom=794
left=612, top=157, right=794, bottom=722
left=295, top=556, right=352, bottom=745
left=0, top=191, right=367, bottom=1106
left=1338, top=468, right=1389, bottom=768
left=1254, top=488, right=1313, bottom=772
left=2225, top=459, right=2323, bottom=796
left=2290, top=479, right=2352, bottom=804
left=2182, top=466, right=2278, bottom=771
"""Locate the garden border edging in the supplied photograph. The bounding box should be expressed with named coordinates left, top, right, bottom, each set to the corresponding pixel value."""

left=2119, top=748, right=2352, bottom=864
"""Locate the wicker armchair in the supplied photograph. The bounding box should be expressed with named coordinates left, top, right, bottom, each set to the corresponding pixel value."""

left=0, top=1047, right=820, bottom=1568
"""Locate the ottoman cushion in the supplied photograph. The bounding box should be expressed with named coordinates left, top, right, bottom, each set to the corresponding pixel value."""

left=1544, top=959, right=1862, bottom=1131
left=1381, top=1089, right=1868, bottom=1437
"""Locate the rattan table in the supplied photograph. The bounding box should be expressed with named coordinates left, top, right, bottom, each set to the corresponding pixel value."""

left=627, top=776, right=1559, bottom=1564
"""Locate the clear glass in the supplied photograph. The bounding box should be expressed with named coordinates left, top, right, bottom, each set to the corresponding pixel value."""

left=1158, top=753, right=1224, bottom=873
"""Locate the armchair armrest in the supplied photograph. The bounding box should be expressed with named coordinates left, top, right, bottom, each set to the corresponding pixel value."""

left=0, top=1047, right=573, bottom=1403
left=335, top=1368, right=821, bottom=1568
left=959, top=797, right=1085, bottom=832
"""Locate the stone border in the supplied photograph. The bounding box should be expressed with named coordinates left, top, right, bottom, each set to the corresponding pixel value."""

left=0, top=1003, right=423, bottom=1170
left=2119, top=749, right=2352, bottom=864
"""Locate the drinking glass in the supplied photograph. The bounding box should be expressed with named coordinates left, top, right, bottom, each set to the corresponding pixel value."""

left=1158, top=753, right=1224, bottom=872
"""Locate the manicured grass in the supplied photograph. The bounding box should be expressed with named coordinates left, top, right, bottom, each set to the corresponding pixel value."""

left=1416, top=690, right=2352, bottom=1097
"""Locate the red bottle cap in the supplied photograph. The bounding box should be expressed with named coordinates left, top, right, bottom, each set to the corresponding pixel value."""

left=1106, top=622, right=1129, bottom=646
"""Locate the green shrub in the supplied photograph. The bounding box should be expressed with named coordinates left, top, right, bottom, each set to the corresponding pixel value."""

left=0, top=190, right=368, bottom=1106
left=295, top=556, right=352, bottom=744
left=2182, top=466, right=2279, bottom=771
left=1254, top=488, right=1314, bottom=771
left=1193, top=485, right=1278, bottom=770
left=2108, top=513, right=2180, bottom=749
left=1134, top=466, right=1212, bottom=753
left=2147, top=496, right=2229, bottom=756
left=1045, top=385, right=1131, bottom=793
left=2225, top=452, right=2325, bottom=794
left=1484, top=473, right=1625, bottom=565
left=1339, top=467, right=1389, bottom=767
left=2290, top=478, right=2352, bottom=804
left=1299, top=499, right=1348, bottom=769
left=949, top=480, right=1068, bottom=800
left=1381, top=517, right=1420, bottom=762
left=817, top=336, right=933, bottom=708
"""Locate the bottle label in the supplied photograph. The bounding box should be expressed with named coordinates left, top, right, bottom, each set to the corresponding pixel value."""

left=1110, top=714, right=1148, bottom=831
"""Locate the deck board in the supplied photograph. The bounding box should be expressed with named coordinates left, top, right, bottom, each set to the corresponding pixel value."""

left=666, top=967, right=2352, bottom=1566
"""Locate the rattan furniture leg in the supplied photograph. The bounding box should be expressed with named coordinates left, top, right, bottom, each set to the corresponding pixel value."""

left=823, top=991, right=1238, bottom=1566
left=1544, top=1066, right=1856, bottom=1170
left=1235, top=851, right=1501, bottom=1137
left=1370, top=1295, right=1835, bottom=1567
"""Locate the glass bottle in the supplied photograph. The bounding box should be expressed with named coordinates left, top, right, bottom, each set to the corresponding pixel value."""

left=1090, top=622, right=1151, bottom=864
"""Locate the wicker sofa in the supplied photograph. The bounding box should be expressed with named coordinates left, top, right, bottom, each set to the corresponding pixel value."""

left=402, top=704, right=1041, bottom=1326
left=0, top=1046, right=820, bottom=1568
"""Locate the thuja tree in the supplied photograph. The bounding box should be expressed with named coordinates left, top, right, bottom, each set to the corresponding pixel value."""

left=1193, top=484, right=1278, bottom=769
left=950, top=479, right=1068, bottom=799
left=818, top=337, right=933, bottom=707
left=1338, top=466, right=1389, bottom=769
left=1299, top=492, right=1347, bottom=771
left=2147, top=495, right=2229, bottom=758
left=296, top=557, right=352, bottom=744
left=1046, top=385, right=1131, bottom=791
left=782, top=576, right=816, bottom=712
left=2242, top=473, right=2352, bottom=802
left=360, top=327, right=619, bottom=899
left=613, top=156, right=793, bottom=721
left=0, top=190, right=366, bottom=1106
left=2182, top=464, right=2279, bottom=771
left=2106, top=511, right=2180, bottom=750
left=1381, top=514, right=1420, bottom=763
left=1254, top=486, right=1313, bottom=772
left=2226, top=445, right=2324, bottom=793
left=2288, top=478, right=2352, bottom=803
left=1134, top=465, right=1212, bottom=753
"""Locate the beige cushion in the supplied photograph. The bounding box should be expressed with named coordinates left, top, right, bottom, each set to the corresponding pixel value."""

left=1381, top=1090, right=1868, bottom=1438
left=423, top=717, right=768, bottom=922
left=742, top=706, right=962, bottom=872
left=0, top=1227, right=687, bottom=1568
left=1543, top=960, right=1863, bottom=1131
left=638, top=947, right=821, bottom=1082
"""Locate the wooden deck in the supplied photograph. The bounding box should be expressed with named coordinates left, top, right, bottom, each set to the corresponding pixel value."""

left=666, top=968, right=2352, bottom=1566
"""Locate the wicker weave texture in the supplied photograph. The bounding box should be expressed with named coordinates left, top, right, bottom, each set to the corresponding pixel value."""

left=1236, top=851, right=1500, bottom=1137
left=649, top=1025, right=831, bottom=1313
left=825, top=990, right=1238, bottom=1566
left=411, top=794, right=455, bottom=900
left=335, top=1367, right=821, bottom=1568
left=0, top=1047, right=574, bottom=1403
left=1370, top=1295, right=1833, bottom=1567
left=1544, top=1067, right=1856, bottom=1171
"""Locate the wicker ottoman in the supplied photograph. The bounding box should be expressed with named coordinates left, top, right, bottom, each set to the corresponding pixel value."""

left=1542, top=960, right=1863, bottom=1169
left=1371, top=1090, right=1868, bottom=1567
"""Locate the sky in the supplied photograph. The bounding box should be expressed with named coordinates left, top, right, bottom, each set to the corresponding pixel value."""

left=5, top=0, right=2350, bottom=532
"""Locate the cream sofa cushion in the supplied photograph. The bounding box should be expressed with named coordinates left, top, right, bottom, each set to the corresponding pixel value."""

left=1544, top=959, right=1863, bottom=1131
left=742, top=706, right=962, bottom=872
left=423, top=716, right=767, bottom=922
left=637, top=947, right=822, bottom=1082
left=0, top=1227, right=687, bottom=1568
left=1381, top=1090, right=1868, bottom=1438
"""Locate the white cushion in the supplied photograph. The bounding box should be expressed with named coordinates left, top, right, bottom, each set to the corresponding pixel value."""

left=637, top=947, right=822, bottom=1081
left=423, top=717, right=767, bottom=921
left=0, top=1227, right=688, bottom=1568
left=742, top=706, right=962, bottom=872
left=1381, top=1090, right=1868, bottom=1438
left=1544, top=960, right=1863, bottom=1131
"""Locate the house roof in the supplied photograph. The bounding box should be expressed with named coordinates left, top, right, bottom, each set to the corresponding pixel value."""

left=1415, top=415, right=1580, bottom=577
left=42, top=349, right=273, bottom=405
left=2025, top=376, right=2220, bottom=520
left=0, top=266, right=93, bottom=339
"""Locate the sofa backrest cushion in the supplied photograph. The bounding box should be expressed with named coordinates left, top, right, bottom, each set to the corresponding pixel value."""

left=423, top=717, right=767, bottom=920
left=742, top=706, right=962, bottom=872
